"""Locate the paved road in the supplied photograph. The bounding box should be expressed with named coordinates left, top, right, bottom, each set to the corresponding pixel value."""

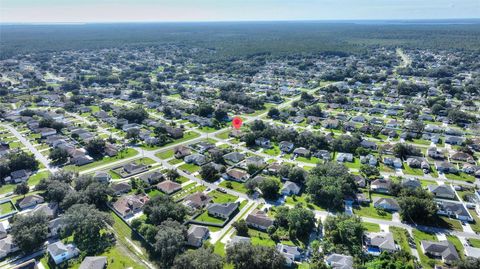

left=1, top=124, right=55, bottom=173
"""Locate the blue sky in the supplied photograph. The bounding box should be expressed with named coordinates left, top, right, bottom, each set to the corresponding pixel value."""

left=1, top=0, right=479, bottom=23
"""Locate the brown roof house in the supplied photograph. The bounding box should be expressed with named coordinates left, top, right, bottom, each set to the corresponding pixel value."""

left=112, top=194, right=149, bottom=218
left=183, top=192, right=212, bottom=209
left=156, top=180, right=182, bottom=194
left=246, top=210, right=274, bottom=231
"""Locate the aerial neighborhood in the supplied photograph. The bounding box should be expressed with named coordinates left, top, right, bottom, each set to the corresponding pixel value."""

left=1, top=21, right=480, bottom=269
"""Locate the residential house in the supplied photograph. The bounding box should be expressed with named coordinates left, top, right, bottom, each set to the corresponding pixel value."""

left=281, top=181, right=301, bottom=196
left=246, top=156, right=266, bottom=168
left=173, top=145, right=191, bottom=159
left=184, top=154, right=208, bottom=166
left=0, top=235, right=19, bottom=259
left=437, top=161, right=458, bottom=174
left=223, top=169, right=249, bottom=183
left=373, top=197, right=400, bottom=212
left=277, top=243, right=301, bottom=266
left=337, top=153, right=353, bottom=163
left=207, top=202, right=239, bottom=219
left=325, top=254, right=354, bottom=269
left=156, top=180, right=182, bottom=194
left=428, top=185, right=456, bottom=200
left=371, top=178, right=392, bottom=194
left=314, top=150, right=331, bottom=160
left=436, top=201, right=473, bottom=222
left=186, top=225, right=210, bottom=248
left=79, top=256, right=107, bottom=269
left=279, top=141, right=294, bottom=153
left=255, top=137, right=272, bottom=148
left=245, top=210, right=274, bottom=231
left=18, top=194, right=44, bottom=210
left=8, top=169, right=30, bottom=183
left=360, top=154, right=377, bottom=166
left=93, top=171, right=111, bottom=183
left=47, top=241, right=79, bottom=265
left=112, top=194, right=149, bottom=218
left=383, top=157, right=402, bottom=169
left=223, top=152, right=245, bottom=164
left=401, top=177, right=421, bottom=189
left=226, top=236, right=251, bottom=249
left=183, top=192, right=212, bottom=209
left=364, top=232, right=397, bottom=255
left=293, top=147, right=310, bottom=157
left=353, top=175, right=366, bottom=188
left=427, top=147, right=444, bottom=159
left=421, top=240, right=459, bottom=264
left=111, top=182, right=132, bottom=196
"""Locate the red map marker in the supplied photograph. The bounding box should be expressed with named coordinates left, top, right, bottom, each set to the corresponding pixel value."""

left=232, top=116, right=243, bottom=129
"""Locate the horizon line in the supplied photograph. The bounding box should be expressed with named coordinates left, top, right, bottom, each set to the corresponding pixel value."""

left=2, top=18, right=480, bottom=25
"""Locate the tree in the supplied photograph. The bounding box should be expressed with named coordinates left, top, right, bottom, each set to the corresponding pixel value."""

left=226, top=242, right=285, bottom=269
left=258, top=177, right=280, bottom=200
left=43, top=180, right=71, bottom=203
left=154, top=220, right=187, bottom=268
left=214, top=109, right=228, bottom=122
left=126, top=128, right=140, bottom=143
left=64, top=204, right=113, bottom=254
left=393, top=143, right=421, bottom=159
left=49, top=147, right=69, bottom=165
left=48, top=170, right=77, bottom=184
left=360, top=164, right=380, bottom=179
left=365, top=250, right=416, bottom=269
left=267, top=107, right=280, bottom=118
left=165, top=169, right=180, bottom=181
left=173, top=247, right=224, bottom=269
left=322, top=214, right=364, bottom=257
left=288, top=167, right=306, bottom=183
left=398, top=188, right=437, bottom=223
left=14, top=182, right=29, bottom=196
left=117, top=107, right=148, bottom=123
left=10, top=212, right=49, bottom=253
left=455, top=257, right=480, bottom=269
left=200, top=164, right=220, bottom=182
left=7, top=151, right=39, bottom=172
left=85, top=138, right=106, bottom=158
left=82, top=182, right=113, bottom=208
left=143, top=194, right=186, bottom=225
left=274, top=205, right=316, bottom=239
left=306, top=162, right=356, bottom=210
left=233, top=220, right=249, bottom=236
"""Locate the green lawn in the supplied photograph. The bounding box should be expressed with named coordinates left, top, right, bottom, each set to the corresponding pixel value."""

left=109, top=212, right=150, bottom=262
left=390, top=227, right=411, bottom=253
left=28, top=170, right=52, bottom=186
left=209, top=190, right=238, bottom=204
left=214, top=130, right=230, bottom=140
left=468, top=209, right=480, bottom=233
left=194, top=210, right=225, bottom=224
left=69, top=245, right=147, bottom=269
left=353, top=203, right=392, bottom=220
left=249, top=229, right=276, bottom=247
left=0, top=201, right=16, bottom=216
left=155, top=149, right=174, bottom=159
left=0, top=184, right=15, bottom=195
left=179, top=163, right=200, bottom=173
left=219, top=180, right=248, bottom=194
left=403, top=165, right=424, bottom=176
left=362, top=222, right=381, bottom=232
left=413, top=229, right=438, bottom=269
left=263, top=145, right=281, bottom=156
left=468, top=238, right=480, bottom=248
left=446, top=235, right=464, bottom=259
left=65, top=148, right=139, bottom=172
left=445, top=172, right=475, bottom=182
left=285, top=194, right=326, bottom=211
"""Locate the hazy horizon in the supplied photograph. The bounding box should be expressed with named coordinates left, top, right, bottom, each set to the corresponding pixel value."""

left=1, top=0, right=479, bottom=23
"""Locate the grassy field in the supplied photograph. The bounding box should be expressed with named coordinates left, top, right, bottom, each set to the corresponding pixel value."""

left=179, top=163, right=200, bottom=173
left=390, top=227, right=411, bottom=253
left=194, top=210, right=225, bottom=224
left=468, top=238, right=480, bottom=248
left=285, top=194, right=326, bottom=211
left=413, top=229, right=438, bottom=269
left=209, top=190, right=238, bottom=204
left=65, top=148, right=139, bottom=172
left=69, top=244, right=147, bottom=269
left=353, top=203, right=392, bottom=220
left=0, top=201, right=16, bottom=216
left=445, top=172, right=475, bottom=182
left=219, top=180, right=248, bottom=194
left=468, top=209, right=480, bottom=233
left=155, top=149, right=174, bottom=159
left=446, top=235, right=464, bottom=259
left=249, top=229, right=276, bottom=247
left=362, top=222, right=381, bottom=232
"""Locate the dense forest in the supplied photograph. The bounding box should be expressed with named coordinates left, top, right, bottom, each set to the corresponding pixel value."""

left=1, top=20, right=480, bottom=60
